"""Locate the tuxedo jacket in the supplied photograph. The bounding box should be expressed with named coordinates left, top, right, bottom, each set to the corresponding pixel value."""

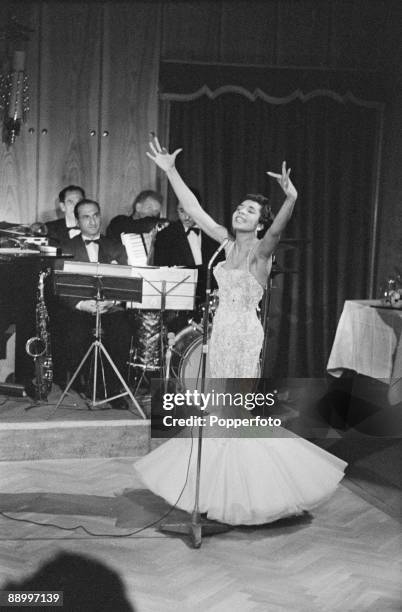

left=59, top=234, right=128, bottom=308
left=153, top=221, right=223, bottom=302
left=46, top=218, right=75, bottom=246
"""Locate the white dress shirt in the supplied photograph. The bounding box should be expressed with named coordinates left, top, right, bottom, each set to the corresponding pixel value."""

left=75, top=235, right=100, bottom=310
left=185, top=226, right=202, bottom=265
left=83, top=236, right=100, bottom=263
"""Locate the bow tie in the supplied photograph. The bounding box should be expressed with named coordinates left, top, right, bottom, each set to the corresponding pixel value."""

left=84, top=238, right=100, bottom=245
left=186, top=227, right=200, bottom=236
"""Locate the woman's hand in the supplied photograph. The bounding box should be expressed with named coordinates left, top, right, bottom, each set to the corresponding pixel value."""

left=146, top=135, right=182, bottom=172
left=146, top=134, right=229, bottom=244
left=267, top=161, right=297, bottom=201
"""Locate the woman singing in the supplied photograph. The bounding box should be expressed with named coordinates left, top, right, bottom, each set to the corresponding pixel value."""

left=134, top=137, right=346, bottom=526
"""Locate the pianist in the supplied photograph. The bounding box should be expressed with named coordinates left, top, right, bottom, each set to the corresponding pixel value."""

left=53, top=199, right=131, bottom=409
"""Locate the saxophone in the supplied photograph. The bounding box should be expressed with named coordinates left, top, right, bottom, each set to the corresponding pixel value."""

left=25, top=270, right=53, bottom=401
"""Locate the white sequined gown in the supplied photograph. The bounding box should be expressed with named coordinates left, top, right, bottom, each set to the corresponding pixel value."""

left=208, top=261, right=264, bottom=378
left=134, top=248, right=347, bottom=525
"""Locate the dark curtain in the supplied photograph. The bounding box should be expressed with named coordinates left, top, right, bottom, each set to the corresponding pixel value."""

left=166, top=92, right=380, bottom=377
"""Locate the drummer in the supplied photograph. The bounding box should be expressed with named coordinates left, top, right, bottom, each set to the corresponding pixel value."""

left=153, top=190, right=223, bottom=331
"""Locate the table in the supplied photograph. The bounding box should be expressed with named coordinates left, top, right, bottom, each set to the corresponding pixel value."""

left=327, top=300, right=402, bottom=406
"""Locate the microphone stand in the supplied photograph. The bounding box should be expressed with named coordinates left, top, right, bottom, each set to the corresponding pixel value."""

left=160, top=238, right=231, bottom=548
left=259, top=255, right=275, bottom=379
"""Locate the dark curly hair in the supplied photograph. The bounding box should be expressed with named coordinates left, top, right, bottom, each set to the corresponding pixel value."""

left=58, top=185, right=85, bottom=203
left=243, top=194, right=275, bottom=238
left=132, top=189, right=163, bottom=214
left=74, top=198, right=100, bottom=219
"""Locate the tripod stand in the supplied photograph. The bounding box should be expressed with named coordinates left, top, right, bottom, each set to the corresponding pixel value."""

left=54, top=271, right=146, bottom=417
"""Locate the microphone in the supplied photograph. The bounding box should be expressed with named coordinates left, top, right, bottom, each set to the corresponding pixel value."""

left=207, top=237, right=230, bottom=270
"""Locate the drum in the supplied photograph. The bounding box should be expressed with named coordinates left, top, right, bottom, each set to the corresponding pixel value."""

left=169, top=324, right=210, bottom=392
left=129, top=310, right=161, bottom=370
left=169, top=323, right=260, bottom=394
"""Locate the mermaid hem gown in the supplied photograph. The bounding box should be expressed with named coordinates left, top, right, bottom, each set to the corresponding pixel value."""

left=134, top=257, right=347, bottom=526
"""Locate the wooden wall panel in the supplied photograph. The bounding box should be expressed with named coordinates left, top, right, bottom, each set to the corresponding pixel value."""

left=37, top=3, right=102, bottom=222
left=161, top=1, right=221, bottom=63
left=98, top=2, right=161, bottom=227
left=0, top=3, right=40, bottom=224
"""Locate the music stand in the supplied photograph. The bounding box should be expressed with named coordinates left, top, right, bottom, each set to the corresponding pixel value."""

left=53, top=270, right=146, bottom=417
left=126, top=267, right=197, bottom=391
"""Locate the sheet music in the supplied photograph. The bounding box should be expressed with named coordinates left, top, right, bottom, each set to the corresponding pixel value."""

left=62, top=260, right=136, bottom=277
left=59, top=260, right=197, bottom=310
left=128, top=266, right=198, bottom=310
left=121, top=233, right=148, bottom=266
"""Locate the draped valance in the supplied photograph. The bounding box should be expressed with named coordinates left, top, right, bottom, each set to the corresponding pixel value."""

left=160, top=61, right=386, bottom=107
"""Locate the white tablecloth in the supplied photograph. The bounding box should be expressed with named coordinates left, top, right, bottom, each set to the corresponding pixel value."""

left=327, top=300, right=402, bottom=405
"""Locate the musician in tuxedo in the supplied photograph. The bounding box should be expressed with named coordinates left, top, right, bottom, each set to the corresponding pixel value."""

left=53, top=199, right=131, bottom=408
left=107, top=190, right=165, bottom=377
left=45, top=185, right=85, bottom=246
left=153, top=194, right=223, bottom=332
left=106, top=189, right=163, bottom=262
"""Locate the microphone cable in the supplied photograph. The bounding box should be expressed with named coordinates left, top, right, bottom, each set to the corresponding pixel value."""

left=0, top=429, right=196, bottom=539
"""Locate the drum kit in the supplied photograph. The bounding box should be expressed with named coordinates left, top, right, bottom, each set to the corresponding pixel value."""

left=129, top=237, right=307, bottom=396
left=129, top=301, right=214, bottom=396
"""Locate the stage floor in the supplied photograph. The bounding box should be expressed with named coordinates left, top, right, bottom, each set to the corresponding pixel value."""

left=1, top=381, right=401, bottom=609
left=0, top=456, right=400, bottom=611
left=0, top=385, right=151, bottom=461
left=0, top=383, right=150, bottom=422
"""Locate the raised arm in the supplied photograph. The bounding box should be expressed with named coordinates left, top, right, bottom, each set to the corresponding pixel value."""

left=255, top=161, right=298, bottom=261
left=147, top=137, right=229, bottom=244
